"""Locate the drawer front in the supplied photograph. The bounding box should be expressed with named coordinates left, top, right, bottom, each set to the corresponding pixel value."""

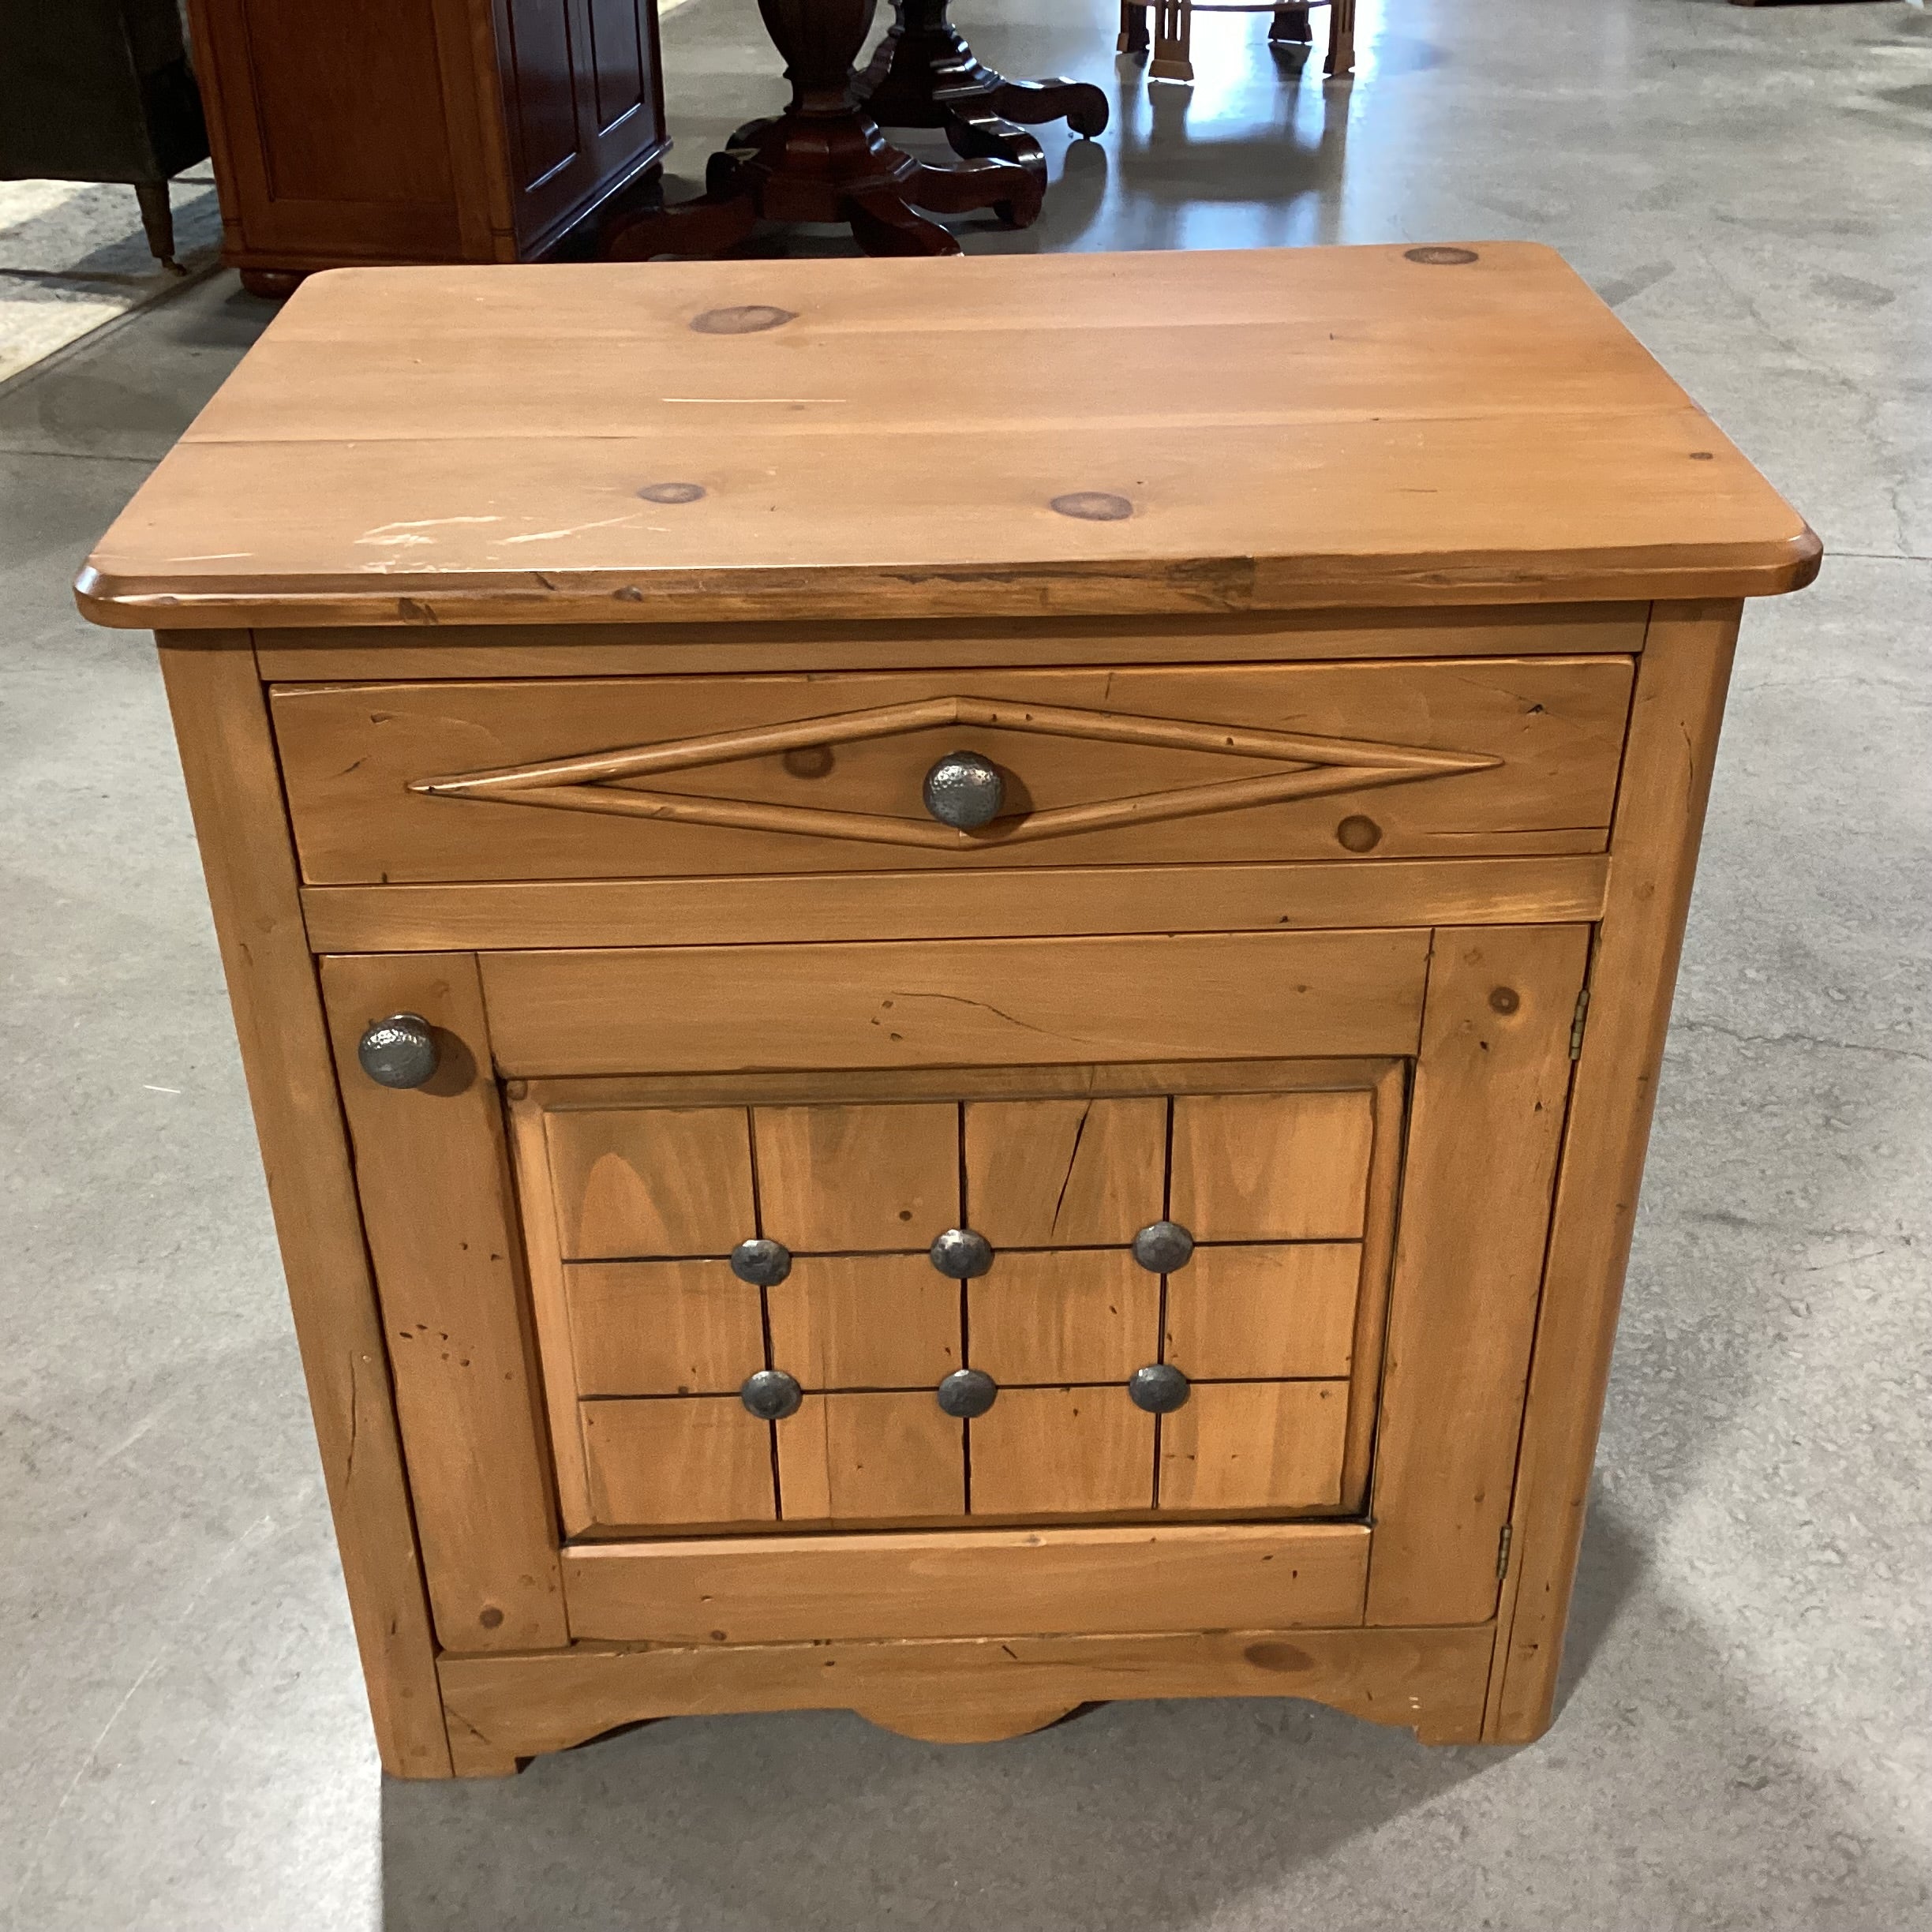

left=511, top=1060, right=1404, bottom=1539
left=271, top=658, right=1634, bottom=885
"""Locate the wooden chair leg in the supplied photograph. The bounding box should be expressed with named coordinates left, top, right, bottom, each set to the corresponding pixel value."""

left=1327, top=0, right=1357, bottom=77
left=1151, top=2, right=1194, bottom=83
left=134, top=179, right=182, bottom=272
left=1118, top=3, right=1150, bottom=55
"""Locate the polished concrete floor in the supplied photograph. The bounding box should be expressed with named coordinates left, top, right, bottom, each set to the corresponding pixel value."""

left=3, top=2, right=1929, bottom=1926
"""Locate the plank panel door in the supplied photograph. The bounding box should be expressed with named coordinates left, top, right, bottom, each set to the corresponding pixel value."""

left=493, top=0, right=665, bottom=249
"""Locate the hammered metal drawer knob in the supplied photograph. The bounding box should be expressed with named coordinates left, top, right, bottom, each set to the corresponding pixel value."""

left=938, top=1368, right=998, bottom=1418
left=930, top=1227, right=994, bottom=1279
left=730, top=1237, right=792, bottom=1286
left=923, top=751, right=1005, bottom=830
left=356, top=1013, right=438, bottom=1089
left=740, top=1368, right=802, bottom=1420
left=1132, top=1220, right=1195, bottom=1272
left=1129, top=1364, right=1191, bottom=1413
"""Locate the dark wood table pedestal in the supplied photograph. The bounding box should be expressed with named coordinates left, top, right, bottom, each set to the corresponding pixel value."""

left=858, top=0, right=1110, bottom=167
left=604, top=0, right=1043, bottom=260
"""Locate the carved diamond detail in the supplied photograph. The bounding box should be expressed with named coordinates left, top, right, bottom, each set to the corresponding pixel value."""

left=411, top=695, right=1500, bottom=851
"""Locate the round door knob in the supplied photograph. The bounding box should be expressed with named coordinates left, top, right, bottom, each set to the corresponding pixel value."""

left=740, top=1368, right=802, bottom=1420
left=357, top=1013, right=438, bottom=1089
left=937, top=1368, right=998, bottom=1418
left=929, top=1227, right=994, bottom=1279
left=1132, top=1220, right=1195, bottom=1273
left=730, top=1238, right=792, bottom=1286
left=923, top=751, right=1005, bottom=831
left=1129, top=1364, right=1191, bottom=1413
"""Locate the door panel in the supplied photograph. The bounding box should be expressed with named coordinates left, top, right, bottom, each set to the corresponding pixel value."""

left=546, top=1105, right=756, bottom=1259
left=752, top=1103, right=960, bottom=1252
left=964, top=1098, right=1167, bottom=1246
left=766, top=1256, right=962, bottom=1388
left=567, top=1260, right=765, bottom=1395
left=1163, top=1244, right=1361, bottom=1380
left=1170, top=1089, right=1375, bottom=1240
left=970, top=1387, right=1155, bottom=1518
left=582, top=1397, right=776, bottom=1528
left=1159, top=1382, right=1350, bottom=1512
left=509, top=1056, right=1411, bottom=1539
left=780, top=1395, right=964, bottom=1522
left=969, top=1252, right=1160, bottom=1385
left=491, top=0, right=665, bottom=249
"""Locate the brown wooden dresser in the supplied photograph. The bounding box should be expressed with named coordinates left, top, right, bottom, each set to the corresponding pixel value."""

left=186, top=0, right=667, bottom=294
left=77, top=245, right=1818, bottom=1777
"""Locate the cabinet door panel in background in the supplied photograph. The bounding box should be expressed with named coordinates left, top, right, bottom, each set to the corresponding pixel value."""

left=493, top=0, right=665, bottom=248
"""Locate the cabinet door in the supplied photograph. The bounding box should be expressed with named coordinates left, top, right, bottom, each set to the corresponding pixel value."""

left=492, top=0, right=665, bottom=250
left=320, top=924, right=1585, bottom=1653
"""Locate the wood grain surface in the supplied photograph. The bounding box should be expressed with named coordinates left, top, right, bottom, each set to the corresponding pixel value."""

left=78, top=247, right=1816, bottom=629
left=477, top=930, right=1432, bottom=1076
left=437, top=1623, right=1497, bottom=1769
left=156, top=638, right=452, bottom=1777
left=560, top=1521, right=1371, bottom=1644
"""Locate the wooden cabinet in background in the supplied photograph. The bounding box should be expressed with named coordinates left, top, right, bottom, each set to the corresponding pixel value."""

left=187, top=0, right=667, bottom=293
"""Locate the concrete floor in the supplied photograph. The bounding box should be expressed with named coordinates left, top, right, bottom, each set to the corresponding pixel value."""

left=3, top=0, right=1929, bottom=1926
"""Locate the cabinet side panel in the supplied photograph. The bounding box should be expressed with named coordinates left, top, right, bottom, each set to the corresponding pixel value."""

left=320, top=952, right=568, bottom=1653
left=1365, top=923, right=1589, bottom=1626
left=1488, top=601, right=1743, bottom=1740
left=189, top=0, right=464, bottom=260
left=155, top=638, right=451, bottom=1778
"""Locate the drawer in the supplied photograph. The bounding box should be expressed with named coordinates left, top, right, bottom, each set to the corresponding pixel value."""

left=271, top=657, right=1634, bottom=884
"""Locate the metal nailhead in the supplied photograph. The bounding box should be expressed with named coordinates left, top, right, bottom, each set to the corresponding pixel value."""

left=357, top=1013, right=439, bottom=1089
left=740, top=1368, right=802, bottom=1421
left=937, top=1368, right=998, bottom=1418
left=1132, top=1220, right=1195, bottom=1273
left=1129, top=1364, right=1191, bottom=1414
left=730, top=1237, right=792, bottom=1286
left=930, top=1227, right=995, bottom=1279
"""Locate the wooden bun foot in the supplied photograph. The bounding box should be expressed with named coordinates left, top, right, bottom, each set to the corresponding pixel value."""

left=238, top=268, right=305, bottom=299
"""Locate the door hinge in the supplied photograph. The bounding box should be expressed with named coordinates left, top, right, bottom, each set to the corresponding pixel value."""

left=1496, top=1524, right=1514, bottom=1580
left=1568, top=986, right=1592, bottom=1061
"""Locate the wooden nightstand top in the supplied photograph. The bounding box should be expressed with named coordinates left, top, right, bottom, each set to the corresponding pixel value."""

left=77, top=244, right=1818, bottom=631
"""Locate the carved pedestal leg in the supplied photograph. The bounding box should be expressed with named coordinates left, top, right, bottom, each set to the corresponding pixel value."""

left=603, top=0, right=1045, bottom=261
left=860, top=0, right=1110, bottom=169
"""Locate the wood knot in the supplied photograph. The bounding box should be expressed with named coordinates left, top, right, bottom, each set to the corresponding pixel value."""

left=477, top=1605, right=505, bottom=1630
left=1404, top=246, right=1478, bottom=266
left=691, top=304, right=796, bottom=335
left=638, top=481, right=707, bottom=504
left=1050, top=491, right=1134, bottom=522
left=1489, top=986, right=1522, bottom=1015
left=1241, top=1641, right=1314, bottom=1673
left=1335, top=814, right=1383, bottom=853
